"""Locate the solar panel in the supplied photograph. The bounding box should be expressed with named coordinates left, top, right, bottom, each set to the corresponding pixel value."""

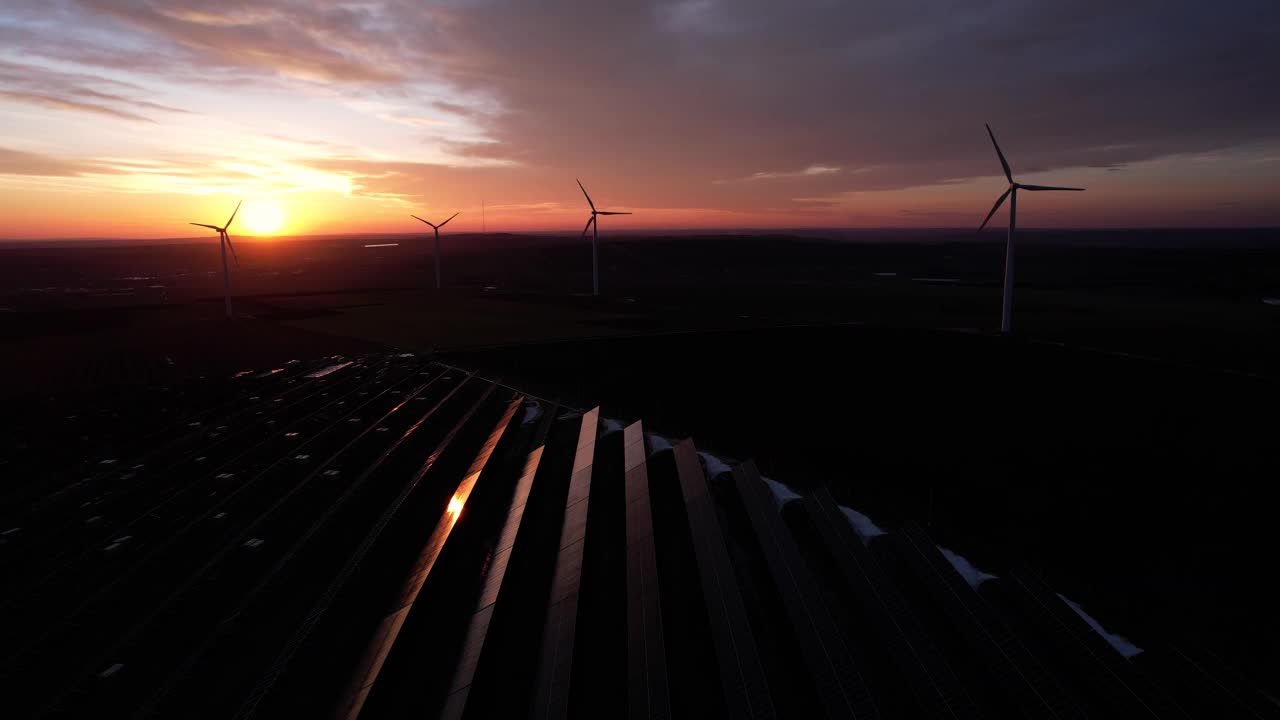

left=731, top=462, right=881, bottom=720
left=672, top=440, right=776, bottom=720
left=286, top=389, right=520, bottom=720
left=529, top=408, right=601, bottom=720
left=438, top=443, right=548, bottom=715
left=889, top=523, right=1087, bottom=720
left=13, top=363, right=474, bottom=720
left=622, top=420, right=672, bottom=720
left=995, top=567, right=1190, bottom=719
left=801, top=489, right=982, bottom=720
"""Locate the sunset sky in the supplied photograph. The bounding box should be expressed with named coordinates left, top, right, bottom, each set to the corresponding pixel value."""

left=2, top=0, right=1277, bottom=239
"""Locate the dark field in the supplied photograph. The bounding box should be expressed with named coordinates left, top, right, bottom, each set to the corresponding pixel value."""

left=2, top=228, right=1279, bottom=695
left=3, top=228, right=1279, bottom=378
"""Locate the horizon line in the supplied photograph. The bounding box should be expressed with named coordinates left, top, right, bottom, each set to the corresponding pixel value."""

left=2, top=225, right=1278, bottom=247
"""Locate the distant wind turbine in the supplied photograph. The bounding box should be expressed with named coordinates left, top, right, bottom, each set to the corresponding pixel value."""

left=189, top=200, right=242, bottom=317
left=979, top=124, right=1084, bottom=334
left=411, top=211, right=459, bottom=289
left=577, top=179, right=631, bottom=296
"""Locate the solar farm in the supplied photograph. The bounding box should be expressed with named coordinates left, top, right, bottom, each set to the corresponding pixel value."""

left=2, top=347, right=1276, bottom=719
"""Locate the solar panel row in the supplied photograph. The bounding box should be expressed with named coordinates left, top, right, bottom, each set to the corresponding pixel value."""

left=2, top=353, right=1275, bottom=720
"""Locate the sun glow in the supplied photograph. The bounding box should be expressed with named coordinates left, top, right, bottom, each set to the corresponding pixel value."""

left=238, top=199, right=287, bottom=235
left=447, top=494, right=465, bottom=516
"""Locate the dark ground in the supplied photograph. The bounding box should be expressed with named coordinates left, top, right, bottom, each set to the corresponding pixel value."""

left=2, top=228, right=1278, bottom=690
left=4, top=228, right=1277, bottom=375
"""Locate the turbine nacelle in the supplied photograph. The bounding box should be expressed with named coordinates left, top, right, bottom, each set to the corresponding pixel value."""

left=411, top=212, right=459, bottom=231
left=577, top=179, right=631, bottom=236
left=189, top=199, right=242, bottom=267
left=411, top=211, right=459, bottom=290
left=978, top=126, right=1084, bottom=232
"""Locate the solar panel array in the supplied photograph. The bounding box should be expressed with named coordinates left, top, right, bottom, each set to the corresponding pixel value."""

left=1, top=352, right=1275, bottom=719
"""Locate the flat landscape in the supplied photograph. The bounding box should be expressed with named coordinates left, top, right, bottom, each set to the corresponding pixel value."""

left=4, top=228, right=1279, bottom=378
left=3, top=228, right=1280, bottom=693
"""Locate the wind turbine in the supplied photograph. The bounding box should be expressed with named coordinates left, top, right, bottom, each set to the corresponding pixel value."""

left=577, top=179, right=631, bottom=296
left=189, top=200, right=242, bottom=317
left=410, top=211, right=459, bottom=289
left=979, top=124, right=1084, bottom=334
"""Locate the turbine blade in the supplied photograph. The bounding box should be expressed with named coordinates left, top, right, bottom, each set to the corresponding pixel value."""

left=986, top=123, right=1013, bottom=183
left=224, top=199, right=243, bottom=231
left=576, top=178, right=596, bottom=211
left=1018, top=184, right=1085, bottom=192
left=978, top=188, right=1011, bottom=232
left=438, top=211, right=459, bottom=227
left=223, top=232, right=240, bottom=267
left=596, top=211, right=632, bottom=215
left=190, top=223, right=220, bottom=230
left=582, top=215, right=595, bottom=236
left=410, top=214, right=437, bottom=229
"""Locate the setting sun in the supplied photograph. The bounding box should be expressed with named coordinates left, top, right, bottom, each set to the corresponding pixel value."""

left=238, top=200, right=287, bottom=236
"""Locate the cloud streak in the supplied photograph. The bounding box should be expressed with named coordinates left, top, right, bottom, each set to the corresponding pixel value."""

left=0, top=90, right=155, bottom=122
left=0, top=59, right=189, bottom=122
left=718, top=165, right=844, bottom=183
left=77, top=0, right=410, bottom=84
left=0, top=146, right=355, bottom=199
left=0, top=147, right=106, bottom=176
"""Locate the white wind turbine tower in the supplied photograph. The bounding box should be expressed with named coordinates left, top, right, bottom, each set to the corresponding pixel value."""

left=189, top=200, right=242, bottom=317
left=577, top=179, right=632, bottom=296
left=979, top=124, right=1085, bottom=334
left=411, top=211, right=459, bottom=289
